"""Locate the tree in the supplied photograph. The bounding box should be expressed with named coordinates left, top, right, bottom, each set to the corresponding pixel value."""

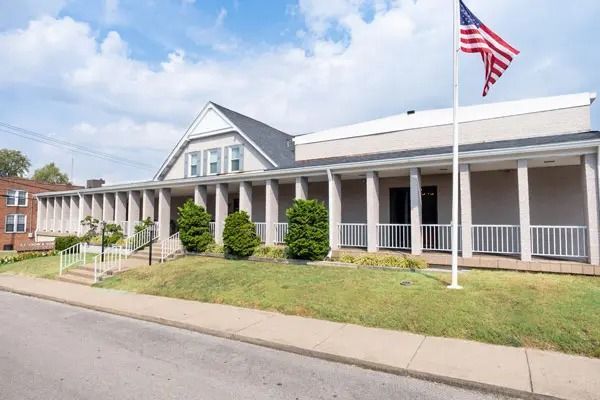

left=32, top=163, right=69, bottom=184
left=285, top=199, right=329, bottom=260
left=177, top=200, right=213, bottom=253
left=223, top=211, right=260, bottom=257
left=0, top=149, right=30, bottom=177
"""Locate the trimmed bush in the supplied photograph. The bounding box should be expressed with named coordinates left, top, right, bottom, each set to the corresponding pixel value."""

left=285, top=199, right=329, bottom=260
left=338, top=253, right=427, bottom=269
left=223, top=211, right=260, bottom=257
left=252, top=245, right=288, bottom=259
left=55, top=235, right=81, bottom=251
left=177, top=200, right=213, bottom=253
left=0, top=251, right=57, bottom=266
left=205, top=243, right=224, bottom=254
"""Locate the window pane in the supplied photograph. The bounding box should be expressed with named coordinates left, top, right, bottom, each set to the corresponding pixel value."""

left=190, top=165, right=198, bottom=176
left=6, top=215, right=14, bottom=232
left=210, top=151, right=218, bottom=163
left=6, top=190, right=15, bottom=206
left=190, top=153, right=198, bottom=165
left=16, top=215, right=25, bottom=232
left=231, top=159, right=240, bottom=171
left=18, top=191, right=26, bottom=206
left=231, top=147, right=240, bottom=159
left=210, top=162, right=218, bottom=174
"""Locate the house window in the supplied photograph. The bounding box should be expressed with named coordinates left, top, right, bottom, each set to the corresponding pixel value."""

left=209, top=149, right=220, bottom=175
left=189, top=152, right=200, bottom=176
left=6, top=190, right=27, bottom=206
left=5, top=214, right=26, bottom=233
left=229, top=146, right=242, bottom=172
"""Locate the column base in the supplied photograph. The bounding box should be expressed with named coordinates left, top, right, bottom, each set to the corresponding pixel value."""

left=447, top=284, right=463, bottom=290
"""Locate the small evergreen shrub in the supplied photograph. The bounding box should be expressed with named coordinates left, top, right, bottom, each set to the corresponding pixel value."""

left=252, top=245, right=288, bottom=259
left=337, top=253, right=427, bottom=269
left=285, top=199, right=329, bottom=260
left=223, top=211, right=260, bottom=257
left=177, top=200, right=213, bottom=253
left=55, top=235, right=81, bottom=251
left=103, top=223, right=124, bottom=246
left=205, top=243, right=224, bottom=254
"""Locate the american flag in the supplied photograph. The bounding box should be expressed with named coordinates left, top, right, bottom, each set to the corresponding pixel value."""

left=459, top=1, right=519, bottom=96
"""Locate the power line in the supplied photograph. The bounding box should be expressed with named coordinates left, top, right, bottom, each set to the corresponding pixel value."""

left=0, top=122, right=156, bottom=171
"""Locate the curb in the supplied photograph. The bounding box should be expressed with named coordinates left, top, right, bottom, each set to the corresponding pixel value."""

left=0, top=284, right=562, bottom=400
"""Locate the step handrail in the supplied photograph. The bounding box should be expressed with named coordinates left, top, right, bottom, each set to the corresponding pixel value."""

left=160, top=232, right=183, bottom=263
left=59, top=242, right=87, bottom=275
left=123, top=223, right=159, bottom=258
left=93, top=246, right=123, bottom=283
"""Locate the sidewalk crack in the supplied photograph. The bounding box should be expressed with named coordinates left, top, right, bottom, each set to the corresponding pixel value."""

left=406, top=335, right=427, bottom=369
left=524, top=349, right=534, bottom=393
left=234, top=314, right=276, bottom=333
left=313, top=324, right=347, bottom=350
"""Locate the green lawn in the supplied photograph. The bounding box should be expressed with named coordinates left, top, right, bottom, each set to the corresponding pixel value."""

left=97, top=256, right=600, bottom=357
left=0, top=254, right=94, bottom=279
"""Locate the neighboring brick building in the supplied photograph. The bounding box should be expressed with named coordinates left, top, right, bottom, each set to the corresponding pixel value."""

left=0, top=177, right=80, bottom=251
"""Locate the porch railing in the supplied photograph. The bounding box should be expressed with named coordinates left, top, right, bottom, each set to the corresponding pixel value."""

left=472, top=225, right=520, bottom=254
left=338, top=223, right=367, bottom=247
left=421, top=224, right=457, bottom=251
left=123, top=224, right=158, bottom=257
left=209, top=222, right=216, bottom=237
left=59, top=242, right=87, bottom=275
left=255, top=222, right=266, bottom=242
left=94, top=246, right=123, bottom=282
left=377, top=224, right=411, bottom=249
left=531, top=225, right=587, bottom=258
left=274, top=223, right=288, bottom=244
left=160, top=232, right=183, bottom=263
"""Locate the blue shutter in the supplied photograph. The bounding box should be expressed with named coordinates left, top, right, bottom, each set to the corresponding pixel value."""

left=223, top=147, right=229, bottom=174
left=203, top=150, right=209, bottom=176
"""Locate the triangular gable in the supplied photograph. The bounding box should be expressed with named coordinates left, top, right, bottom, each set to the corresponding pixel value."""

left=153, top=102, right=278, bottom=180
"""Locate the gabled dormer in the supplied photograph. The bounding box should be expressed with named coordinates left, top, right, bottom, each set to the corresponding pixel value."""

left=154, top=102, right=295, bottom=181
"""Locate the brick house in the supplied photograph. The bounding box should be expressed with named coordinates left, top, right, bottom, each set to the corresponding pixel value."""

left=0, top=177, right=79, bottom=251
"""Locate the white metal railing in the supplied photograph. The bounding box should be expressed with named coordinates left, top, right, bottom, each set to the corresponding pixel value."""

left=209, top=222, right=216, bottom=237
left=160, top=232, right=183, bottom=263
left=338, top=223, right=367, bottom=247
left=531, top=225, right=587, bottom=258
left=93, top=246, right=123, bottom=282
left=255, top=222, right=266, bottom=242
left=274, top=223, right=288, bottom=244
left=472, top=225, right=520, bottom=254
left=422, top=224, right=459, bottom=252
left=123, top=224, right=158, bottom=257
left=377, top=224, right=411, bottom=249
left=59, top=242, right=87, bottom=275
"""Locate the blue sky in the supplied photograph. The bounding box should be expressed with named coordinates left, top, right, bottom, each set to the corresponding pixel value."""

left=1, top=0, right=599, bottom=184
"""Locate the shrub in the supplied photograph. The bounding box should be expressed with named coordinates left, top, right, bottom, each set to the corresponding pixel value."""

left=252, top=245, right=288, bottom=259
left=337, top=253, right=427, bottom=269
left=55, top=235, right=81, bottom=251
left=177, top=200, right=213, bottom=253
left=103, top=223, right=124, bottom=246
left=134, top=217, right=154, bottom=234
left=285, top=199, right=329, bottom=260
left=223, top=211, right=260, bottom=257
left=80, top=216, right=99, bottom=242
left=0, top=251, right=57, bottom=266
left=205, top=243, right=224, bottom=254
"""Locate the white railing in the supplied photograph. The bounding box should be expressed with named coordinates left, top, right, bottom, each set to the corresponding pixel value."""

left=531, top=225, right=587, bottom=258
left=123, top=224, right=158, bottom=257
left=209, top=222, right=216, bottom=237
left=255, top=222, right=266, bottom=242
left=160, top=232, right=183, bottom=263
left=274, top=223, right=288, bottom=244
left=472, top=225, right=520, bottom=254
left=93, top=246, right=123, bottom=282
left=422, top=224, right=458, bottom=252
left=338, top=223, right=367, bottom=247
left=59, top=242, right=87, bottom=275
left=377, top=224, right=411, bottom=249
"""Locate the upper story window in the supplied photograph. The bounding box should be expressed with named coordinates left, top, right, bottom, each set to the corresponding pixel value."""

left=229, top=145, right=243, bottom=172
left=6, top=189, right=27, bottom=207
left=5, top=214, right=26, bottom=233
left=188, top=152, right=200, bottom=177
left=208, top=149, right=220, bottom=175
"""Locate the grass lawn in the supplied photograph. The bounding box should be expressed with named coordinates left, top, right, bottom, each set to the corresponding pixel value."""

left=0, top=254, right=94, bottom=279
left=97, top=256, right=600, bottom=357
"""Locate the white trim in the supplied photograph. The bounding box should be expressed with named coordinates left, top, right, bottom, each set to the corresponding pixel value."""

left=5, top=213, right=27, bottom=233
left=228, top=145, right=242, bottom=173
left=188, top=151, right=201, bottom=177
left=294, top=92, right=596, bottom=145
left=6, top=189, right=27, bottom=207
left=207, top=148, right=220, bottom=176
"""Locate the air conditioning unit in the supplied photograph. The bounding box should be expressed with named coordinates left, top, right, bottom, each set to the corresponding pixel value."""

left=28, top=233, right=34, bottom=239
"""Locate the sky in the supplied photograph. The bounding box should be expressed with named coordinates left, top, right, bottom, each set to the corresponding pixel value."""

left=1, top=0, right=599, bottom=185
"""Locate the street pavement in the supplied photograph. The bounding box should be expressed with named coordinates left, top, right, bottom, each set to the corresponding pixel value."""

left=0, top=291, right=515, bottom=400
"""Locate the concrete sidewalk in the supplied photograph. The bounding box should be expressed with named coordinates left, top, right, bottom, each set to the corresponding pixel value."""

left=0, top=274, right=598, bottom=400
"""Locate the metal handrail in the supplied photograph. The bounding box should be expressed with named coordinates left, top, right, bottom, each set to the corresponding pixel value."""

left=59, top=242, right=87, bottom=275
left=93, top=246, right=123, bottom=282
left=123, top=223, right=158, bottom=258
left=160, top=232, right=183, bottom=263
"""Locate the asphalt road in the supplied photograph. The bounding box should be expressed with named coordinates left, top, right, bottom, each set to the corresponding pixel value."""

left=0, top=291, right=516, bottom=400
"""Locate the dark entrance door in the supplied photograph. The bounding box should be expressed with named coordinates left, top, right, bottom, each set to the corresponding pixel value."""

left=389, top=186, right=438, bottom=224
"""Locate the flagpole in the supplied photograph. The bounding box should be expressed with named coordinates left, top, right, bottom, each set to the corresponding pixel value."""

left=449, top=0, right=462, bottom=289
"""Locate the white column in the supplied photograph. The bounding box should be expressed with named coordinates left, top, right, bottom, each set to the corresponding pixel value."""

left=582, top=153, right=600, bottom=265
left=328, top=172, right=342, bottom=251
left=53, top=197, right=61, bottom=232
left=158, top=188, right=171, bottom=241
left=127, top=191, right=141, bottom=235
left=265, top=179, right=279, bottom=245
left=47, top=197, right=55, bottom=231
left=102, top=193, right=115, bottom=222
left=115, top=192, right=127, bottom=226
left=194, top=185, right=208, bottom=209
left=215, top=183, right=228, bottom=244
left=61, top=196, right=70, bottom=232
left=295, top=176, right=309, bottom=200
left=37, top=198, right=46, bottom=232
left=366, top=171, right=379, bottom=253
left=517, top=159, right=532, bottom=261
left=70, top=196, right=79, bottom=234
left=91, top=194, right=103, bottom=221
left=410, top=167, right=422, bottom=255
left=239, top=181, right=253, bottom=218
left=142, top=189, right=155, bottom=221
left=459, top=164, right=473, bottom=258
left=80, top=194, right=91, bottom=234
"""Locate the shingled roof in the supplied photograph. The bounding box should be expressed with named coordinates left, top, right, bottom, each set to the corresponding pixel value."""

left=211, top=103, right=295, bottom=168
